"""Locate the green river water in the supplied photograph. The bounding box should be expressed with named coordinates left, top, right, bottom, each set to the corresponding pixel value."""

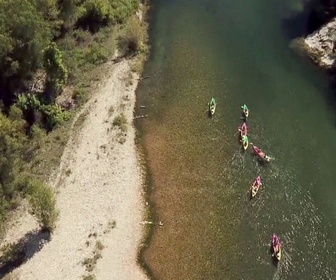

left=136, top=0, right=336, bottom=279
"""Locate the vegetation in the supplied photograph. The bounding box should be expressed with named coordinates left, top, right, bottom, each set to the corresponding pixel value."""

left=113, top=113, right=127, bottom=132
left=0, top=0, right=145, bottom=236
left=82, top=275, right=96, bottom=280
left=82, top=240, right=104, bottom=273
left=118, top=15, right=147, bottom=55
left=0, top=3, right=148, bottom=278
left=0, top=242, right=24, bottom=268
left=26, top=179, right=59, bottom=232
left=0, top=110, right=29, bottom=226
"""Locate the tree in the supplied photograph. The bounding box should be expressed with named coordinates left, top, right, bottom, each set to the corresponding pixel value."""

left=77, top=0, right=139, bottom=32
left=43, top=42, right=68, bottom=100
left=0, top=0, right=55, bottom=103
left=0, top=112, right=28, bottom=223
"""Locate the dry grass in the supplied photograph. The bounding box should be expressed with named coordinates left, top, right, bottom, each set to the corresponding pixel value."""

left=82, top=240, right=104, bottom=273
left=113, top=113, right=127, bottom=133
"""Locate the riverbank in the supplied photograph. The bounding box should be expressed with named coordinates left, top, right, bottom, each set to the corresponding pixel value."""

left=2, top=57, right=150, bottom=280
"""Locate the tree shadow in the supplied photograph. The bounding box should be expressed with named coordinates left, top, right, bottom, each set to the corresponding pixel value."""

left=0, top=229, right=51, bottom=277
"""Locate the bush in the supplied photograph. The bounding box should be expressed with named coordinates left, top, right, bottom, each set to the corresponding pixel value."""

left=40, top=104, right=71, bottom=130
left=86, top=44, right=109, bottom=65
left=77, top=0, right=111, bottom=32
left=73, top=88, right=89, bottom=105
left=118, top=15, right=147, bottom=55
left=113, top=113, right=127, bottom=132
left=77, top=0, right=139, bottom=31
left=27, top=179, right=59, bottom=232
left=43, top=43, right=68, bottom=100
left=17, top=93, right=42, bottom=125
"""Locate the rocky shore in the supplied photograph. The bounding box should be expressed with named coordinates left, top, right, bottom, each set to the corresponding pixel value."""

left=303, top=17, right=336, bottom=68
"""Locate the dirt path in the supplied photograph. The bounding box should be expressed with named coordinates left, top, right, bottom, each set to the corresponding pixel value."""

left=8, top=59, right=149, bottom=280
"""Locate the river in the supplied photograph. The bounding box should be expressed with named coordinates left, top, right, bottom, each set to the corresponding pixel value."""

left=136, top=0, right=336, bottom=279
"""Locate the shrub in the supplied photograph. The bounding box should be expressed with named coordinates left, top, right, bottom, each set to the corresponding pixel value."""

left=27, top=179, right=59, bottom=232
left=83, top=274, right=96, bottom=280
left=86, top=44, right=109, bottom=65
left=78, top=0, right=111, bottom=32
left=113, top=113, right=127, bottom=132
left=40, top=104, right=71, bottom=130
left=43, top=42, right=68, bottom=100
left=77, top=0, right=139, bottom=31
left=118, top=15, right=147, bottom=55
left=73, top=88, right=89, bottom=105
left=17, top=93, right=42, bottom=125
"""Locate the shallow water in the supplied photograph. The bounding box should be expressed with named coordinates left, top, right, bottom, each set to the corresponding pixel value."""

left=136, top=0, right=336, bottom=279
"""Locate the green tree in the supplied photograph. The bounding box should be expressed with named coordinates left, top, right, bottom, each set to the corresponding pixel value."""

left=77, top=0, right=139, bottom=31
left=0, top=0, right=54, bottom=100
left=43, top=42, right=68, bottom=100
left=0, top=112, right=28, bottom=223
left=59, top=0, right=82, bottom=30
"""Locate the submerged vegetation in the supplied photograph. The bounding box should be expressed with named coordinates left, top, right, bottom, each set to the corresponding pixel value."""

left=0, top=0, right=147, bottom=238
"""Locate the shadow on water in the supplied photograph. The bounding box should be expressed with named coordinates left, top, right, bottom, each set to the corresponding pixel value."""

left=280, top=0, right=336, bottom=39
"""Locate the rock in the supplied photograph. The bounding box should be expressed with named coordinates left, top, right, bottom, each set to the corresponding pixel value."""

left=303, top=17, right=336, bottom=68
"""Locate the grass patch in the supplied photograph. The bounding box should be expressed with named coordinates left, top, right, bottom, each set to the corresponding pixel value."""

left=82, top=240, right=104, bottom=273
left=82, top=275, right=96, bottom=280
left=28, top=121, right=71, bottom=181
left=117, top=132, right=127, bottom=144
left=113, top=113, right=127, bottom=132
left=108, top=105, right=114, bottom=116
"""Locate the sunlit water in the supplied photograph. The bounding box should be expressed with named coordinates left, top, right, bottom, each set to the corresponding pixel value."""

left=136, top=0, right=336, bottom=279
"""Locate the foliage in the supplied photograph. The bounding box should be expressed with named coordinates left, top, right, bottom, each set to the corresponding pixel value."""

left=113, top=113, right=127, bottom=132
left=17, top=93, right=42, bottom=125
left=73, top=88, right=89, bottom=105
left=43, top=43, right=68, bottom=101
left=40, top=104, right=71, bottom=130
left=27, top=179, right=59, bottom=232
left=0, top=0, right=55, bottom=99
left=17, top=93, right=71, bottom=129
left=109, top=0, right=139, bottom=24
left=77, top=0, right=139, bottom=31
left=0, top=0, right=144, bottom=237
left=118, top=15, right=147, bottom=55
left=59, top=0, right=82, bottom=30
left=17, top=94, right=41, bottom=113
left=0, top=112, right=28, bottom=224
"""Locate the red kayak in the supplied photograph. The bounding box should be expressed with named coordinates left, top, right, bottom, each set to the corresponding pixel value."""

left=252, top=145, right=271, bottom=162
left=251, top=175, right=262, bottom=197
left=271, top=234, right=282, bottom=261
left=238, top=122, right=248, bottom=138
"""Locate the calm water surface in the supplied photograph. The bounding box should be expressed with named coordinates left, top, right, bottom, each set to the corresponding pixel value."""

left=136, top=0, right=336, bottom=279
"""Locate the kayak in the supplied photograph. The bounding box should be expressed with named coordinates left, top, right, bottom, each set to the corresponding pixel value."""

left=209, top=98, right=216, bottom=115
left=251, top=175, right=262, bottom=198
left=238, top=122, right=248, bottom=138
left=272, top=234, right=282, bottom=261
left=242, top=135, right=249, bottom=150
left=241, top=104, right=249, bottom=118
left=252, top=144, right=271, bottom=162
